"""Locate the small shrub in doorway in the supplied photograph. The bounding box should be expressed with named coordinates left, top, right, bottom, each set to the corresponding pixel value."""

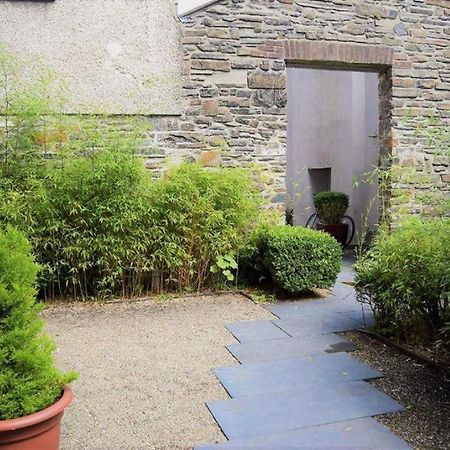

left=313, top=192, right=349, bottom=225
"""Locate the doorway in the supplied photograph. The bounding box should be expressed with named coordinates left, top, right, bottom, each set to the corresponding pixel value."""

left=286, top=66, right=380, bottom=244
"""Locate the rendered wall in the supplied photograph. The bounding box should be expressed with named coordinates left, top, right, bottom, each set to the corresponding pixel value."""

left=0, top=0, right=182, bottom=115
left=286, top=67, right=379, bottom=239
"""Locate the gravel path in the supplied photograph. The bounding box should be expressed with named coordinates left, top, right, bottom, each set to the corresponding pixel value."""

left=344, top=332, right=450, bottom=450
left=43, top=294, right=274, bottom=450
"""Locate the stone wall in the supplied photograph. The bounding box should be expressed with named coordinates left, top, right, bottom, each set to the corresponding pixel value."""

left=1, top=0, right=448, bottom=217
left=174, top=0, right=449, bottom=214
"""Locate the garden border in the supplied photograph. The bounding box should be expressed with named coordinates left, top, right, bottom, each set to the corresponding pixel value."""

left=357, top=329, right=450, bottom=376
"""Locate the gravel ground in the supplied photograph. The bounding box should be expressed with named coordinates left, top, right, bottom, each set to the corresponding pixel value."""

left=43, top=294, right=274, bottom=450
left=344, top=332, right=450, bottom=450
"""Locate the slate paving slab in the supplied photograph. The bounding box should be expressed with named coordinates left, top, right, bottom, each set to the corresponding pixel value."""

left=331, top=283, right=356, bottom=299
left=207, top=380, right=404, bottom=439
left=224, top=319, right=290, bottom=343
left=340, top=308, right=374, bottom=327
left=213, top=353, right=382, bottom=397
left=268, top=297, right=370, bottom=319
left=227, top=333, right=358, bottom=364
left=336, top=266, right=355, bottom=282
left=196, top=417, right=411, bottom=449
left=274, top=312, right=362, bottom=337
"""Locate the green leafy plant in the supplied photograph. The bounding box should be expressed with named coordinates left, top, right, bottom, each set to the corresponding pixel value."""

left=0, top=48, right=65, bottom=189
left=413, top=114, right=450, bottom=159
left=436, top=321, right=450, bottom=352
left=238, top=211, right=283, bottom=285
left=150, top=163, right=262, bottom=292
left=352, top=114, right=449, bottom=246
left=259, top=226, right=342, bottom=294
left=249, top=290, right=276, bottom=304
left=355, top=218, right=450, bottom=342
left=0, top=227, right=77, bottom=420
left=211, top=255, right=238, bottom=282
left=2, top=149, right=263, bottom=299
left=313, top=192, right=349, bottom=225
left=7, top=157, right=263, bottom=298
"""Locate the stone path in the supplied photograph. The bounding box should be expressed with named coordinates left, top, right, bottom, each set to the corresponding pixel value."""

left=196, top=258, right=412, bottom=449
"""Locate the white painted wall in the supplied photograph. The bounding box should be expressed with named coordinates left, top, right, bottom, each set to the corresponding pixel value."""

left=287, top=67, right=379, bottom=243
left=0, top=0, right=182, bottom=115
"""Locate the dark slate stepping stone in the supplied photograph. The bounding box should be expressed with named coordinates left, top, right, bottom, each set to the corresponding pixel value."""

left=214, top=353, right=382, bottom=397
left=337, top=268, right=355, bottom=279
left=225, top=320, right=290, bottom=343
left=331, top=282, right=356, bottom=299
left=207, top=381, right=404, bottom=440
left=340, top=309, right=374, bottom=328
left=196, top=417, right=411, bottom=449
left=268, top=298, right=368, bottom=319
left=274, top=313, right=360, bottom=337
left=227, top=334, right=357, bottom=364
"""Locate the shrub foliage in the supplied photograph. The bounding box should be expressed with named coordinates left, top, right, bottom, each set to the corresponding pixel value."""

left=0, top=227, right=77, bottom=420
left=2, top=156, right=262, bottom=298
left=355, top=219, right=450, bottom=342
left=21, top=147, right=154, bottom=298
left=252, top=226, right=342, bottom=294
left=313, top=192, right=349, bottom=225
left=150, top=163, right=261, bottom=292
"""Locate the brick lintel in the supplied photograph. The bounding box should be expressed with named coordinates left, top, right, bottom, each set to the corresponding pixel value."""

left=255, top=40, right=393, bottom=69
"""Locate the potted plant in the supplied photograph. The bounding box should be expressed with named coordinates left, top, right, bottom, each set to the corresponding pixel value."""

left=313, top=191, right=350, bottom=247
left=0, top=227, right=77, bottom=450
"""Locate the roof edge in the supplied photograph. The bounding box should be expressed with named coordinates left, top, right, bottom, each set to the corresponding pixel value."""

left=177, top=0, right=222, bottom=17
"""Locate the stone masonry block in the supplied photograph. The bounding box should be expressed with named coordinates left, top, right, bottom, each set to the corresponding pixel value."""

left=191, top=59, right=231, bottom=72
left=248, top=71, right=286, bottom=89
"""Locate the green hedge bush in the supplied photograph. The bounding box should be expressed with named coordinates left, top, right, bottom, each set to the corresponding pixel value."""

left=0, top=227, right=77, bottom=420
left=355, top=219, right=450, bottom=342
left=248, top=225, right=342, bottom=294
left=2, top=153, right=262, bottom=298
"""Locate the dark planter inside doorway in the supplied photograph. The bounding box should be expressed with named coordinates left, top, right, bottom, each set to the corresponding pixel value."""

left=318, top=222, right=349, bottom=247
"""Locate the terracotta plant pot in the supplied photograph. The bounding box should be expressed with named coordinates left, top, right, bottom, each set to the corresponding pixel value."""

left=0, top=386, right=73, bottom=450
left=318, top=222, right=349, bottom=247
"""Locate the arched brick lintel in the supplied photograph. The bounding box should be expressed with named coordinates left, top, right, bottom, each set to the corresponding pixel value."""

left=253, top=40, right=393, bottom=69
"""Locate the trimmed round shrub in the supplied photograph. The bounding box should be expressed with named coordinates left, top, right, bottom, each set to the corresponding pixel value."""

left=0, top=227, right=77, bottom=420
left=263, top=226, right=342, bottom=293
left=314, top=192, right=349, bottom=224
left=355, top=219, right=450, bottom=341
